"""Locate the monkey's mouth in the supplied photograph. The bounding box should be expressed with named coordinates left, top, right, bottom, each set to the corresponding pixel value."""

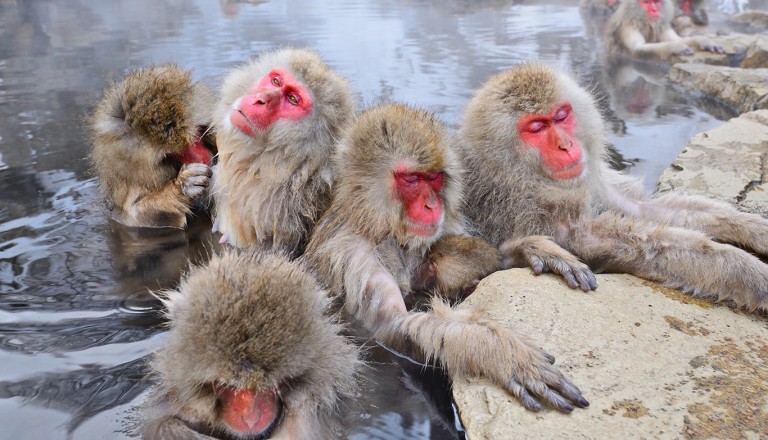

left=407, top=221, right=441, bottom=237
left=213, top=384, right=284, bottom=440
left=550, top=162, right=585, bottom=180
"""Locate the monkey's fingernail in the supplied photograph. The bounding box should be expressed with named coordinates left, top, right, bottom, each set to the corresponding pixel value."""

left=577, top=397, right=590, bottom=407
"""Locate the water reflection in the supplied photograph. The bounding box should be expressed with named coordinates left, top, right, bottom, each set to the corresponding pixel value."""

left=0, top=0, right=748, bottom=438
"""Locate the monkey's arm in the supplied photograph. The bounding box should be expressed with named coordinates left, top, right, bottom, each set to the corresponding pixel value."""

left=339, top=235, right=588, bottom=413
left=658, top=28, right=723, bottom=53
left=621, top=26, right=694, bottom=57
left=572, top=212, right=768, bottom=311
left=500, top=236, right=597, bottom=291
left=121, top=163, right=211, bottom=229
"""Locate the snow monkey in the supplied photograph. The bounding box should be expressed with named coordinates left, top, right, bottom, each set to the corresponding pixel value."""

left=304, top=103, right=589, bottom=413
left=144, top=250, right=359, bottom=439
left=211, top=47, right=355, bottom=256
left=458, top=62, right=768, bottom=312
left=90, top=64, right=216, bottom=229
left=605, top=0, right=722, bottom=58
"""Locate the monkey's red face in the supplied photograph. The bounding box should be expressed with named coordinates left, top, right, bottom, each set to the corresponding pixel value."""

left=216, top=384, right=281, bottom=437
left=167, top=127, right=214, bottom=166
left=230, top=68, right=314, bottom=136
left=394, top=168, right=445, bottom=237
left=639, top=0, right=662, bottom=21
left=517, top=102, right=585, bottom=180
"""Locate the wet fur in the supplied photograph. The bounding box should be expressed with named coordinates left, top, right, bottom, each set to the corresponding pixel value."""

left=211, top=48, right=355, bottom=255
left=458, top=62, right=768, bottom=311
left=90, top=64, right=215, bottom=228
left=143, top=250, right=359, bottom=439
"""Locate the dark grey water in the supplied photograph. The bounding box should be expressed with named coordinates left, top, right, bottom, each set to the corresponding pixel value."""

left=0, top=0, right=752, bottom=438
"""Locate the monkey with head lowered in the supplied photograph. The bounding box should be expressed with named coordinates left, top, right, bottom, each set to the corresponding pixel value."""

left=211, top=48, right=355, bottom=256
left=144, top=250, right=359, bottom=439
left=605, top=0, right=722, bottom=59
left=304, top=103, right=588, bottom=413
left=458, top=62, right=768, bottom=312
left=90, top=64, right=216, bottom=229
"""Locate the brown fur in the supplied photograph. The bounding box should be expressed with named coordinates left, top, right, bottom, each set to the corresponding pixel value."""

left=605, top=0, right=721, bottom=58
left=211, top=48, right=355, bottom=256
left=144, top=250, right=359, bottom=439
left=90, top=64, right=215, bottom=228
left=458, top=62, right=768, bottom=311
left=303, top=103, right=588, bottom=413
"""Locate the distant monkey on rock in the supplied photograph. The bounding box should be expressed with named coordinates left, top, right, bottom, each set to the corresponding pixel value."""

left=304, top=103, right=588, bottom=413
left=211, top=47, right=355, bottom=256
left=458, top=62, right=768, bottom=312
left=144, top=250, right=359, bottom=439
left=90, top=64, right=216, bottom=229
left=605, top=0, right=722, bottom=59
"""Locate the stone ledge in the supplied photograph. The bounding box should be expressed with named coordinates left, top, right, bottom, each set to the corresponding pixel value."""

left=656, top=110, right=768, bottom=216
left=453, top=269, right=768, bottom=440
left=668, top=64, right=768, bottom=113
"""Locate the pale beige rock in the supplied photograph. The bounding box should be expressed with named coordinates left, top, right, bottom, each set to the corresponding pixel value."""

left=656, top=110, right=768, bottom=216
left=453, top=269, right=768, bottom=440
left=668, top=64, right=768, bottom=113
left=727, top=11, right=768, bottom=33
left=743, top=37, right=768, bottom=68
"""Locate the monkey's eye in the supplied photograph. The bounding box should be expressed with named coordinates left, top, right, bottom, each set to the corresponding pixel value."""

left=553, top=108, right=570, bottom=123
left=286, top=93, right=300, bottom=106
left=396, top=173, right=420, bottom=185
left=272, top=76, right=282, bottom=87
left=525, top=121, right=547, bottom=133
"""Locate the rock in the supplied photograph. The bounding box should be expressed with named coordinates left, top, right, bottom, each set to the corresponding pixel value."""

left=656, top=110, right=768, bottom=216
left=743, top=37, right=768, bottom=68
left=668, top=64, right=768, bottom=113
left=727, top=11, right=768, bottom=33
left=452, top=269, right=768, bottom=440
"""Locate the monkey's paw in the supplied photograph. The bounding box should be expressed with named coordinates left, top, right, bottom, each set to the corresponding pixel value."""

left=517, top=252, right=597, bottom=291
left=503, top=343, right=590, bottom=413
left=700, top=40, right=725, bottom=54
left=672, top=44, right=695, bottom=56
left=178, top=163, right=212, bottom=199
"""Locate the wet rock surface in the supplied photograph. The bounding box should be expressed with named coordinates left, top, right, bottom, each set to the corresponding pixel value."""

left=663, top=33, right=768, bottom=67
left=727, top=11, right=768, bottom=33
left=668, top=64, right=768, bottom=113
left=656, top=110, right=768, bottom=216
left=452, top=270, right=768, bottom=440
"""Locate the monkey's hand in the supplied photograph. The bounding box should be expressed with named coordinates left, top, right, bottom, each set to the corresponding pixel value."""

left=177, top=163, right=212, bottom=200
left=500, top=236, right=597, bottom=291
left=670, top=42, right=695, bottom=56
left=696, top=38, right=724, bottom=54
left=416, top=300, right=589, bottom=413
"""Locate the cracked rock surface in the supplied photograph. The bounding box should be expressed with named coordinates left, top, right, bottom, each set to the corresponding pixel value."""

left=668, top=64, right=768, bottom=113
left=657, top=110, right=768, bottom=216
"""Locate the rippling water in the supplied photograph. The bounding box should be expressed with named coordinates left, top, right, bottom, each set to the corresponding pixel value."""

left=0, top=0, right=753, bottom=438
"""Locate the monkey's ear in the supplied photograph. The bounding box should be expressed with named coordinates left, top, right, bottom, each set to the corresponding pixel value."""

left=93, top=99, right=130, bottom=137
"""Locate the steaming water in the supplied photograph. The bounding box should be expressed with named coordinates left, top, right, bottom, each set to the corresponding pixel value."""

left=0, top=0, right=748, bottom=438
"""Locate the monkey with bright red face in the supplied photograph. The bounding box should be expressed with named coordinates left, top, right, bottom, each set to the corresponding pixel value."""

left=211, top=48, right=355, bottom=256
left=304, top=103, right=588, bottom=414
left=459, top=62, right=768, bottom=312
left=605, top=0, right=723, bottom=58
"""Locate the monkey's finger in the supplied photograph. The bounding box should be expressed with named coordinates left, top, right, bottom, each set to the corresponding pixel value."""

left=185, top=176, right=210, bottom=187
left=540, top=368, right=590, bottom=408
left=183, top=163, right=212, bottom=176
left=184, top=186, right=206, bottom=198
left=562, top=271, right=579, bottom=289
left=506, top=379, right=542, bottom=412
left=526, top=379, right=574, bottom=414
left=528, top=257, right=546, bottom=275
left=575, top=270, right=598, bottom=291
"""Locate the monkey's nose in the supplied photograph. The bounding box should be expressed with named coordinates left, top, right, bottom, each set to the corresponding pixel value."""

left=250, top=90, right=280, bottom=106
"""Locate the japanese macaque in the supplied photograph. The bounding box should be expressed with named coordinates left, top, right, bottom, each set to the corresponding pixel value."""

left=671, top=0, right=710, bottom=36
left=90, top=64, right=216, bottom=229
left=211, top=48, right=355, bottom=255
left=144, top=250, right=359, bottom=439
left=458, top=62, right=768, bottom=312
left=605, top=0, right=723, bottom=59
left=304, top=103, right=588, bottom=413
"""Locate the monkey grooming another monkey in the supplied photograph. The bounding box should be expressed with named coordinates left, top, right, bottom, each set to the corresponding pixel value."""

left=458, top=62, right=768, bottom=311
left=144, top=250, right=359, bottom=439
left=304, top=103, right=588, bottom=413
left=90, top=64, right=216, bottom=229
left=605, top=0, right=722, bottom=59
left=211, top=48, right=355, bottom=256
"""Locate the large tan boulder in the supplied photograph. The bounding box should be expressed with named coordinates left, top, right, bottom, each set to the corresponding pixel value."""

left=453, top=269, right=768, bottom=440
left=656, top=110, right=768, bottom=216
left=668, top=64, right=768, bottom=113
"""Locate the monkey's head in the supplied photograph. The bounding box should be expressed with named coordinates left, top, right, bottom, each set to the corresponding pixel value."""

left=460, top=62, right=606, bottom=188
left=332, top=103, right=463, bottom=251
left=91, top=64, right=216, bottom=166
left=149, top=250, right=358, bottom=439
left=622, top=0, right=674, bottom=25
left=216, top=47, right=354, bottom=157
